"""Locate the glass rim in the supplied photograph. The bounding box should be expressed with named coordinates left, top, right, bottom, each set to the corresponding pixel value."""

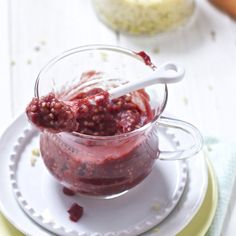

left=35, top=44, right=168, bottom=140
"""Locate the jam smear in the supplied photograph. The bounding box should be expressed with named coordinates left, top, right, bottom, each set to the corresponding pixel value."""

left=136, top=51, right=156, bottom=69
left=67, top=203, right=83, bottom=222
left=63, top=187, right=76, bottom=196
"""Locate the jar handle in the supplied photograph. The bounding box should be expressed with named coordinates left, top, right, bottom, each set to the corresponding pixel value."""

left=158, top=116, right=203, bottom=160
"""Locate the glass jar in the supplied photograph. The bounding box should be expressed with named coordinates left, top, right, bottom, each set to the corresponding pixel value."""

left=35, top=45, right=202, bottom=198
left=92, top=0, right=195, bottom=35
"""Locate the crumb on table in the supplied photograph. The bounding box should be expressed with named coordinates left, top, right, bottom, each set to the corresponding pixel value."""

left=30, top=148, right=40, bottom=166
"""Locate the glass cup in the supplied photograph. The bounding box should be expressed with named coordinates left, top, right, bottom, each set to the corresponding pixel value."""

left=35, top=45, right=202, bottom=198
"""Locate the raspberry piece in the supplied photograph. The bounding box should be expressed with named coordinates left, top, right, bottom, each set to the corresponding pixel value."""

left=67, top=203, right=83, bottom=222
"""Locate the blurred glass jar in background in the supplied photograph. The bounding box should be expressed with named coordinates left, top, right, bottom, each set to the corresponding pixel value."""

left=92, top=0, right=195, bottom=35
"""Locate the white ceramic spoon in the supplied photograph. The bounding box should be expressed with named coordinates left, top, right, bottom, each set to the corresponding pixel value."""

left=109, top=62, right=185, bottom=99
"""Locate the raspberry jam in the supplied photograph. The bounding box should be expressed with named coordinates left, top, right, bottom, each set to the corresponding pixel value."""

left=67, top=203, right=83, bottom=222
left=63, top=187, right=76, bottom=196
left=26, top=88, right=151, bottom=135
left=26, top=93, right=78, bottom=133
left=27, top=81, right=160, bottom=196
left=136, top=51, right=156, bottom=69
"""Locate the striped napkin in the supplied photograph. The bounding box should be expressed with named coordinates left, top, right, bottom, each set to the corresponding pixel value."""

left=205, top=137, right=236, bottom=236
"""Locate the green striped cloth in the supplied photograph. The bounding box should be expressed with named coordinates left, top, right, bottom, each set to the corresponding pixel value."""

left=205, top=138, right=236, bottom=236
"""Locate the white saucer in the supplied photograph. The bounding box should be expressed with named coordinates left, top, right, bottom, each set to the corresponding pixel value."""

left=0, top=113, right=208, bottom=236
left=9, top=125, right=187, bottom=236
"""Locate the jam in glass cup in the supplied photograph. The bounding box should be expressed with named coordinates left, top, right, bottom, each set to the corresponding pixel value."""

left=34, top=45, right=203, bottom=198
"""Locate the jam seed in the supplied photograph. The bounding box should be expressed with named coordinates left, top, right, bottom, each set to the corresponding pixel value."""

left=49, top=113, right=54, bottom=119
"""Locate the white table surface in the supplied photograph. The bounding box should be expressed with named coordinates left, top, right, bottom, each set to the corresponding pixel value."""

left=0, top=0, right=236, bottom=235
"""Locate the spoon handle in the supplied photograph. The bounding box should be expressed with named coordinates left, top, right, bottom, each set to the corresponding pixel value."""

left=109, top=62, right=185, bottom=100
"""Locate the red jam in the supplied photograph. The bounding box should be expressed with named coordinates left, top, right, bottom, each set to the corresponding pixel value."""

left=26, top=78, right=159, bottom=196
left=26, top=93, right=78, bottom=133
left=26, top=88, right=152, bottom=135
left=67, top=203, right=83, bottom=222
left=136, top=51, right=156, bottom=69
left=63, top=187, right=76, bottom=196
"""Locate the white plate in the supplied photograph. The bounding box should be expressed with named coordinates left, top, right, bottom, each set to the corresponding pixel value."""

left=9, top=125, right=187, bottom=236
left=144, top=153, right=208, bottom=236
left=0, top=113, right=208, bottom=236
